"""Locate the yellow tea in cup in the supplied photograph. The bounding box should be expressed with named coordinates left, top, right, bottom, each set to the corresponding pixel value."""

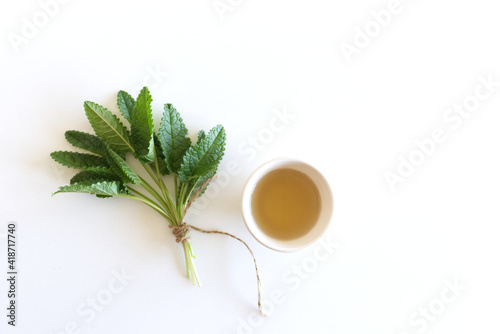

left=251, top=168, right=321, bottom=241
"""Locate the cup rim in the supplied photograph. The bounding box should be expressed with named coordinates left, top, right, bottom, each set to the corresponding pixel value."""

left=241, top=158, right=333, bottom=252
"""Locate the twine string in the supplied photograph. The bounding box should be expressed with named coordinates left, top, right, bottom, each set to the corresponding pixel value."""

left=168, top=177, right=266, bottom=316
left=169, top=223, right=265, bottom=315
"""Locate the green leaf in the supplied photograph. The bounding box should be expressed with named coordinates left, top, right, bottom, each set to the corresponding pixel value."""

left=65, top=130, right=107, bottom=156
left=70, top=170, right=121, bottom=184
left=158, top=104, right=192, bottom=174
left=50, top=151, right=109, bottom=171
left=131, top=87, right=155, bottom=162
left=197, top=130, right=206, bottom=142
left=95, top=194, right=113, bottom=198
left=178, top=125, right=226, bottom=183
left=53, top=181, right=122, bottom=196
left=70, top=171, right=130, bottom=196
left=188, top=168, right=217, bottom=201
left=153, top=134, right=170, bottom=175
left=104, top=145, right=141, bottom=185
left=84, top=101, right=134, bottom=154
left=117, top=90, right=135, bottom=122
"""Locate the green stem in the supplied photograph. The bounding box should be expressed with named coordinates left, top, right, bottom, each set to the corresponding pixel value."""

left=152, top=153, right=179, bottom=221
left=184, top=180, right=198, bottom=204
left=182, top=241, right=191, bottom=278
left=182, top=240, right=201, bottom=286
left=116, top=194, right=170, bottom=221
left=128, top=186, right=169, bottom=218
left=128, top=186, right=155, bottom=202
left=140, top=162, right=178, bottom=223
left=123, top=187, right=199, bottom=284
left=138, top=175, right=172, bottom=217
left=140, top=160, right=158, bottom=182
left=122, top=157, right=202, bottom=286
left=177, top=182, right=190, bottom=218
left=174, top=175, right=179, bottom=205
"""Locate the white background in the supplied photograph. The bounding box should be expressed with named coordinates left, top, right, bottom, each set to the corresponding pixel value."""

left=1, top=0, right=500, bottom=333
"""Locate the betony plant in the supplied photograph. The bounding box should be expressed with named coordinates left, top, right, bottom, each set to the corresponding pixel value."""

left=50, top=87, right=226, bottom=286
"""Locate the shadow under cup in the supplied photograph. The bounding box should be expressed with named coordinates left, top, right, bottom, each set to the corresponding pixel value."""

left=241, top=159, right=334, bottom=252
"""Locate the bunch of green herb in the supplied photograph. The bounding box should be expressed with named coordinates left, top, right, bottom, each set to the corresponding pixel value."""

left=50, top=87, right=226, bottom=286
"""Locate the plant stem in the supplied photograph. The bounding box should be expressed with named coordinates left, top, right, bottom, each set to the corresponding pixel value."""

left=116, top=194, right=170, bottom=221
left=128, top=161, right=201, bottom=285
left=183, top=240, right=201, bottom=286
left=137, top=175, right=173, bottom=217
left=174, top=175, right=179, bottom=205
left=140, top=162, right=178, bottom=222
left=151, top=154, right=179, bottom=221
left=128, top=186, right=156, bottom=202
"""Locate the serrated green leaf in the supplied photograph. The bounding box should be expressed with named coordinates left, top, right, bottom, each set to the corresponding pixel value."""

left=50, top=151, right=109, bottom=171
left=70, top=170, right=121, bottom=184
left=65, top=130, right=107, bottom=156
left=153, top=134, right=170, bottom=175
left=53, top=181, right=122, bottom=196
left=117, top=90, right=135, bottom=122
left=119, top=183, right=131, bottom=195
left=131, top=87, right=155, bottom=162
left=104, top=145, right=141, bottom=185
left=178, top=125, right=226, bottom=183
left=84, top=101, right=134, bottom=154
left=188, top=168, right=217, bottom=201
left=197, top=130, right=206, bottom=142
left=70, top=171, right=130, bottom=196
left=96, top=194, right=113, bottom=198
left=158, top=104, right=192, bottom=174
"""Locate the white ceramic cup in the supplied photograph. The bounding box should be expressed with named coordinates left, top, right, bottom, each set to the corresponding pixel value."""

left=241, top=158, right=334, bottom=252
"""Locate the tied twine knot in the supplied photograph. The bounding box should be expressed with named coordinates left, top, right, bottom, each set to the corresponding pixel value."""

left=169, top=222, right=191, bottom=243
left=169, top=221, right=266, bottom=316
left=167, top=176, right=265, bottom=316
